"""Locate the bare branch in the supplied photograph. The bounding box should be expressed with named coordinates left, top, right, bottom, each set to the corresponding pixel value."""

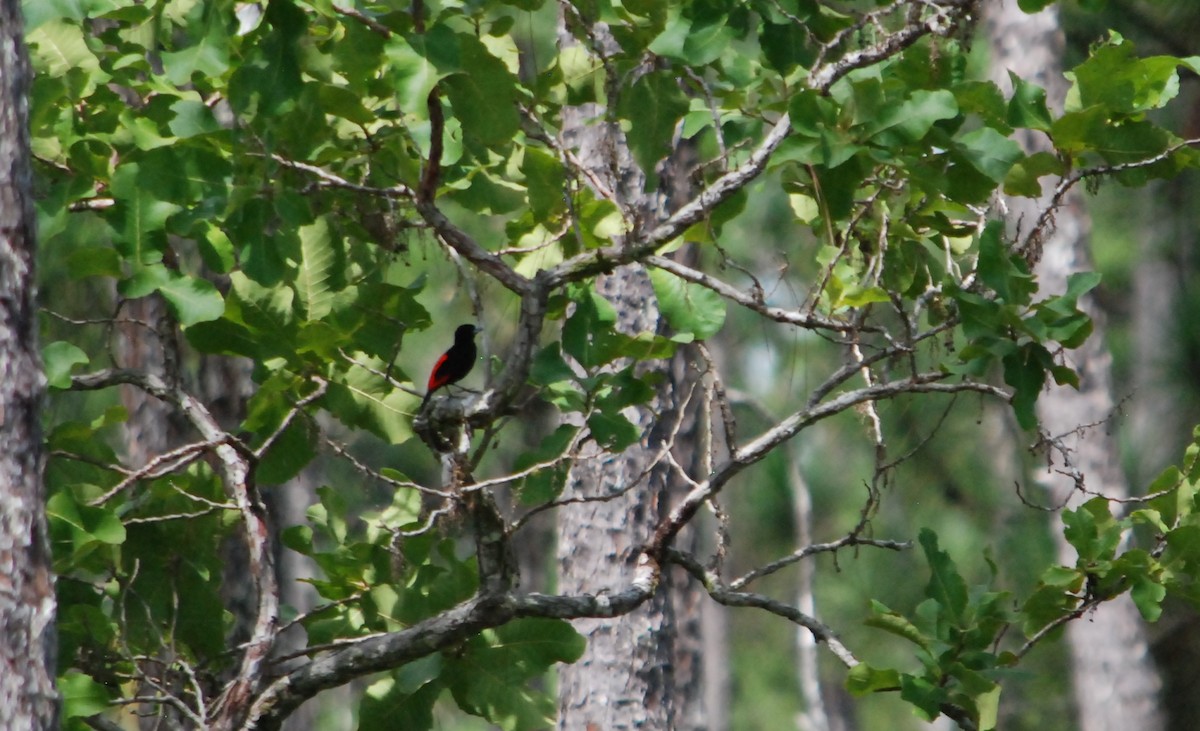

left=731, top=534, right=912, bottom=591
left=1022, top=137, right=1200, bottom=261
left=646, top=254, right=867, bottom=333
left=666, top=548, right=859, bottom=669
left=649, top=375, right=1009, bottom=557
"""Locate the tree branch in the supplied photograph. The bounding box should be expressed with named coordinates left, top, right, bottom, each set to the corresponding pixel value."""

left=649, top=375, right=1009, bottom=557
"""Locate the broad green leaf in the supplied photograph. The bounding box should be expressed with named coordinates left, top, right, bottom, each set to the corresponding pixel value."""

left=317, top=83, right=375, bottom=124
left=900, top=674, right=946, bottom=721
left=66, top=244, right=122, bottom=279
left=838, top=285, right=890, bottom=308
left=522, top=148, right=566, bottom=222
left=1006, top=72, right=1053, bottom=131
left=161, top=15, right=231, bottom=85
left=587, top=411, right=641, bottom=450
left=649, top=6, right=735, bottom=66
left=865, top=89, right=958, bottom=144
left=617, top=71, right=690, bottom=179
left=386, top=32, right=449, bottom=114
left=59, top=670, right=111, bottom=719
left=256, top=419, right=317, bottom=485
left=955, top=127, right=1023, bottom=183
left=157, top=272, right=225, bottom=326
left=445, top=619, right=584, bottom=730
left=1003, top=344, right=1047, bottom=431
left=865, top=600, right=931, bottom=650
left=168, top=99, right=222, bottom=138
left=976, top=221, right=1034, bottom=304
left=846, top=662, right=902, bottom=696
left=325, top=361, right=415, bottom=444
left=1130, top=574, right=1166, bottom=622
left=1003, top=150, right=1063, bottom=198
left=977, top=683, right=1002, bottom=731
left=227, top=0, right=306, bottom=115
left=648, top=267, right=727, bottom=340
left=1070, top=38, right=1182, bottom=114
left=110, top=163, right=181, bottom=264
left=295, top=218, right=338, bottom=321
left=43, top=340, right=89, bottom=389
left=919, top=528, right=968, bottom=625
left=442, top=34, right=520, bottom=149
left=26, top=19, right=103, bottom=78
left=359, top=675, right=439, bottom=731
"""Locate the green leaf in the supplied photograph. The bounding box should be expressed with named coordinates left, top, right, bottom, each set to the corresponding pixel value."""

left=59, top=670, right=111, bottom=719
left=66, top=244, right=122, bottom=279
left=648, top=267, right=727, bottom=340
left=256, top=419, right=317, bottom=485
left=648, top=7, right=735, bottom=66
left=977, top=221, right=1034, bottom=304
left=228, top=0, right=306, bottom=115
left=26, top=19, right=103, bottom=78
left=168, top=99, right=222, bottom=138
left=617, top=71, right=689, bottom=180
left=919, top=528, right=969, bottom=625
left=900, top=674, right=946, bottom=721
left=1070, top=39, right=1182, bottom=114
left=442, top=34, right=520, bottom=149
left=1004, top=151, right=1064, bottom=198
left=325, top=361, right=414, bottom=444
left=1003, top=344, right=1047, bottom=431
left=562, top=286, right=623, bottom=369
left=384, top=33, right=447, bottom=114
left=587, top=411, right=641, bottom=450
left=865, top=89, right=958, bottom=144
left=295, top=218, right=338, bottom=321
left=865, top=600, right=931, bottom=649
left=955, top=127, right=1023, bottom=183
left=110, top=163, right=181, bottom=264
left=846, top=662, right=902, bottom=696
left=360, top=676, right=439, bottom=731
left=977, top=683, right=1002, bottom=731
left=47, top=491, right=126, bottom=552
left=1130, top=574, right=1166, bottom=621
left=522, top=148, right=565, bottom=222
left=43, top=340, right=89, bottom=389
left=157, top=272, right=225, bottom=326
left=318, top=83, right=375, bottom=124
left=445, top=619, right=584, bottom=730
left=161, top=15, right=231, bottom=85
left=1006, top=72, right=1053, bottom=131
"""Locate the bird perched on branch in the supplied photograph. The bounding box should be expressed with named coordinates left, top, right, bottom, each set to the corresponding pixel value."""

left=421, top=323, right=481, bottom=409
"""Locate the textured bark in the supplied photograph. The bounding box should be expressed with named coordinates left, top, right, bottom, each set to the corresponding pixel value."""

left=0, top=1, right=58, bottom=726
left=554, top=9, right=707, bottom=728
left=986, top=3, right=1164, bottom=730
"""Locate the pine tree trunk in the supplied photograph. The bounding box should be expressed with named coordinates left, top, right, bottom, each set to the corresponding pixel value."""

left=985, top=4, right=1164, bottom=730
left=0, top=1, right=58, bottom=725
left=553, top=10, right=707, bottom=729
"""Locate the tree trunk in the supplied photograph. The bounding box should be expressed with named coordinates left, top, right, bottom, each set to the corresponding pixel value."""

left=553, top=10, right=707, bottom=729
left=0, top=1, right=58, bottom=726
left=985, top=3, right=1164, bottom=730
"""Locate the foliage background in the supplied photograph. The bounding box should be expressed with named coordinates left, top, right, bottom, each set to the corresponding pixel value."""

left=24, top=0, right=1200, bottom=729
